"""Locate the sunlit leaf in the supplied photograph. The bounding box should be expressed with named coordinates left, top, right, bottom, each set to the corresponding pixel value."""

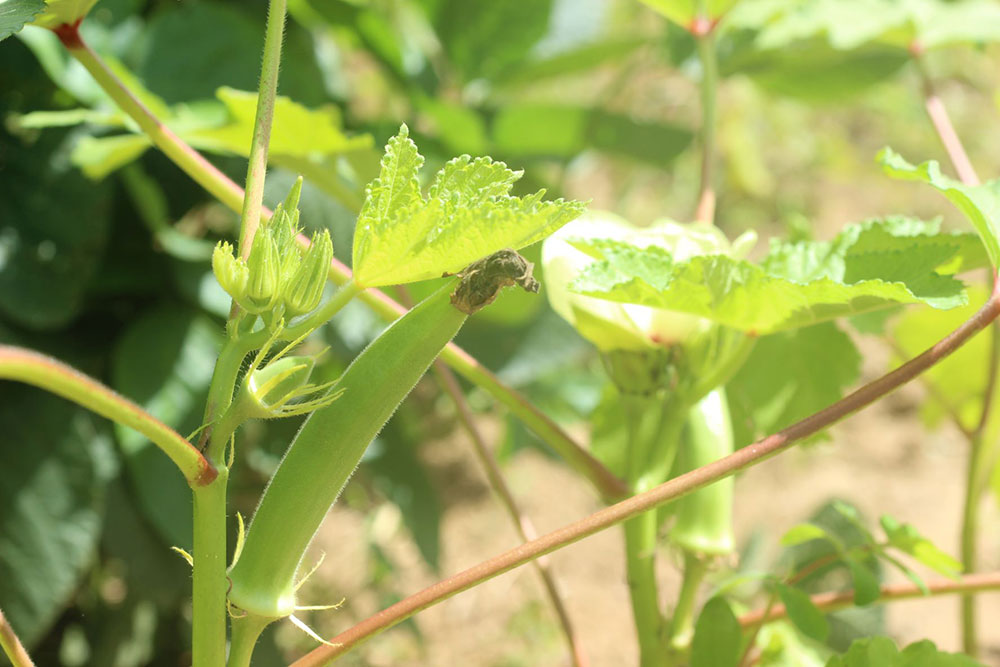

left=879, top=148, right=1000, bottom=268
left=639, top=0, right=739, bottom=26
left=352, top=125, right=585, bottom=287
left=825, top=636, right=984, bottom=666
left=571, top=219, right=969, bottom=335
left=781, top=523, right=831, bottom=547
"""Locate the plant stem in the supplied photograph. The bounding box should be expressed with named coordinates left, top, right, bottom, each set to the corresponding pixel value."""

left=238, top=0, right=287, bottom=260
left=57, top=26, right=626, bottom=502
left=291, top=284, right=1000, bottom=666
left=431, top=361, right=589, bottom=667
left=0, top=345, right=216, bottom=486
left=738, top=572, right=1000, bottom=629
left=227, top=614, right=271, bottom=667
left=0, top=608, right=33, bottom=667
left=192, top=468, right=230, bottom=667
left=912, top=51, right=980, bottom=187
left=693, top=16, right=718, bottom=224
left=620, top=393, right=671, bottom=667
left=667, top=552, right=708, bottom=655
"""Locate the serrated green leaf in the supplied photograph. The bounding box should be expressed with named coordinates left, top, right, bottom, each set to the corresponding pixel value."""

left=777, top=583, right=829, bottom=642
left=879, top=148, right=1000, bottom=268
left=690, top=597, right=742, bottom=667
left=781, top=523, right=830, bottom=547
left=572, top=228, right=966, bottom=335
left=879, top=515, right=962, bottom=578
left=352, top=125, right=585, bottom=287
left=825, top=636, right=985, bottom=667
left=727, top=322, right=861, bottom=443
left=0, top=0, right=45, bottom=42
left=846, top=558, right=881, bottom=606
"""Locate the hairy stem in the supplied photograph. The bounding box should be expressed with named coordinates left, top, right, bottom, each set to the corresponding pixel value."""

left=237, top=0, right=287, bottom=260
left=191, top=470, right=230, bottom=667
left=0, top=345, right=215, bottom=486
left=738, top=572, right=1000, bottom=629
left=291, top=285, right=1000, bottom=666
left=57, top=28, right=625, bottom=501
left=0, top=608, right=33, bottom=667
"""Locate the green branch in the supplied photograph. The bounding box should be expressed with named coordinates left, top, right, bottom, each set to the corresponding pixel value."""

left=0, top=345, right=215, bottom=486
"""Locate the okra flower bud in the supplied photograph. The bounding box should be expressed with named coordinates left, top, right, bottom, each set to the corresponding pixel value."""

left=212, top=241, right=249, bottom=302
left=283, top=230, right=333, bottom=317
left=244, top=227, right=281, bottom=314
left=541, top=212, right=755, bottom=352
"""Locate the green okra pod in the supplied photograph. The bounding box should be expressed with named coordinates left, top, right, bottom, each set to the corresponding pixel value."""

left=228, top=250, right=538, bottom=619
left=670, top=388, right=735, bottom=555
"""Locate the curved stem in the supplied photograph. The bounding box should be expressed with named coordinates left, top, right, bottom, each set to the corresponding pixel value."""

left=290, top=285, right=1000, bottom=666
left=0, top=608, right=34, bottom=667
left=738, top=572, right=1000, bottom=629
left=0, top=345, right=215, bottom=486
left=667, top=552, right=708, bottom=654
left=57, top=27, right=626, bottom=502
left=237, top=0, right=287, bottom=259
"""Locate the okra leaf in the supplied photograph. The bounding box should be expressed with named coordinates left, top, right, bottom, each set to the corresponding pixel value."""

left=690, top=597, right=742, bottom=667
left=879, top=515, right=962, bottom=578
left=781, top=523, right=831, bottom=547
left=186, top=87, right=373, bottom=159
left=727, top=322, right=860, bottom=444
left=825, top=636, right=985, bottom=667
left=777, top=583, right=829, bottom=642
left=846, top=558, right=881, bottom=606
left=571, top=225, right=969, bottom=335
left=0, top=0, right=45, bottom=42
left=352, top=125, right=585, bottom=287
left=879, top=148, right=1000, bottom=268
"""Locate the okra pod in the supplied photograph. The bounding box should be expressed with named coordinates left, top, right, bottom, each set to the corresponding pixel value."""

left=229, top=251, right=538, bottom=619
left=670, top=389, right=735, bottom=555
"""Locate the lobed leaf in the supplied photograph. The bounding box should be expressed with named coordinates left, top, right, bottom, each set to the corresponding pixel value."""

left=352, top=125, right=586, bottom=287
left=825, top=636, right=985, bottom=666
left=571, top=220, right=969, bottom=336
left=879, top=148, right=1000, bottom=268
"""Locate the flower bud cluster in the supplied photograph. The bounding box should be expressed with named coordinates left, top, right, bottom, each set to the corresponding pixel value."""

left=212, top=178, right=334, bottom=323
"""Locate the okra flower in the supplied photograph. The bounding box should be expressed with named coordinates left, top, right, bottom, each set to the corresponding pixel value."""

left=541, top=212, right=756, bottom=352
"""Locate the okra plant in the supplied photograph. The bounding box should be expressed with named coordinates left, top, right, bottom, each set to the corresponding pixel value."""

left=3, top=0, right=1000, bottom=666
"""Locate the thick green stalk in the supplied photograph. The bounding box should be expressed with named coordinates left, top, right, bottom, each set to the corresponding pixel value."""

left=229, top=280, right=468, bottom=619
left=667, top=552, right=708, bottom=657
left=227, top=615, right=271, bottom=667
left=0, top=345, right=215, bottom=486
left=620, top=393, right=674, bottom=667
left=192, top=470, right=229, bottom=667
left=237, top=0, right=287, bottom=260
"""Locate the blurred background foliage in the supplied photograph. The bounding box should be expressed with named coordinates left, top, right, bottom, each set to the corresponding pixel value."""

left=1, top=0, right=999, bottom=664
